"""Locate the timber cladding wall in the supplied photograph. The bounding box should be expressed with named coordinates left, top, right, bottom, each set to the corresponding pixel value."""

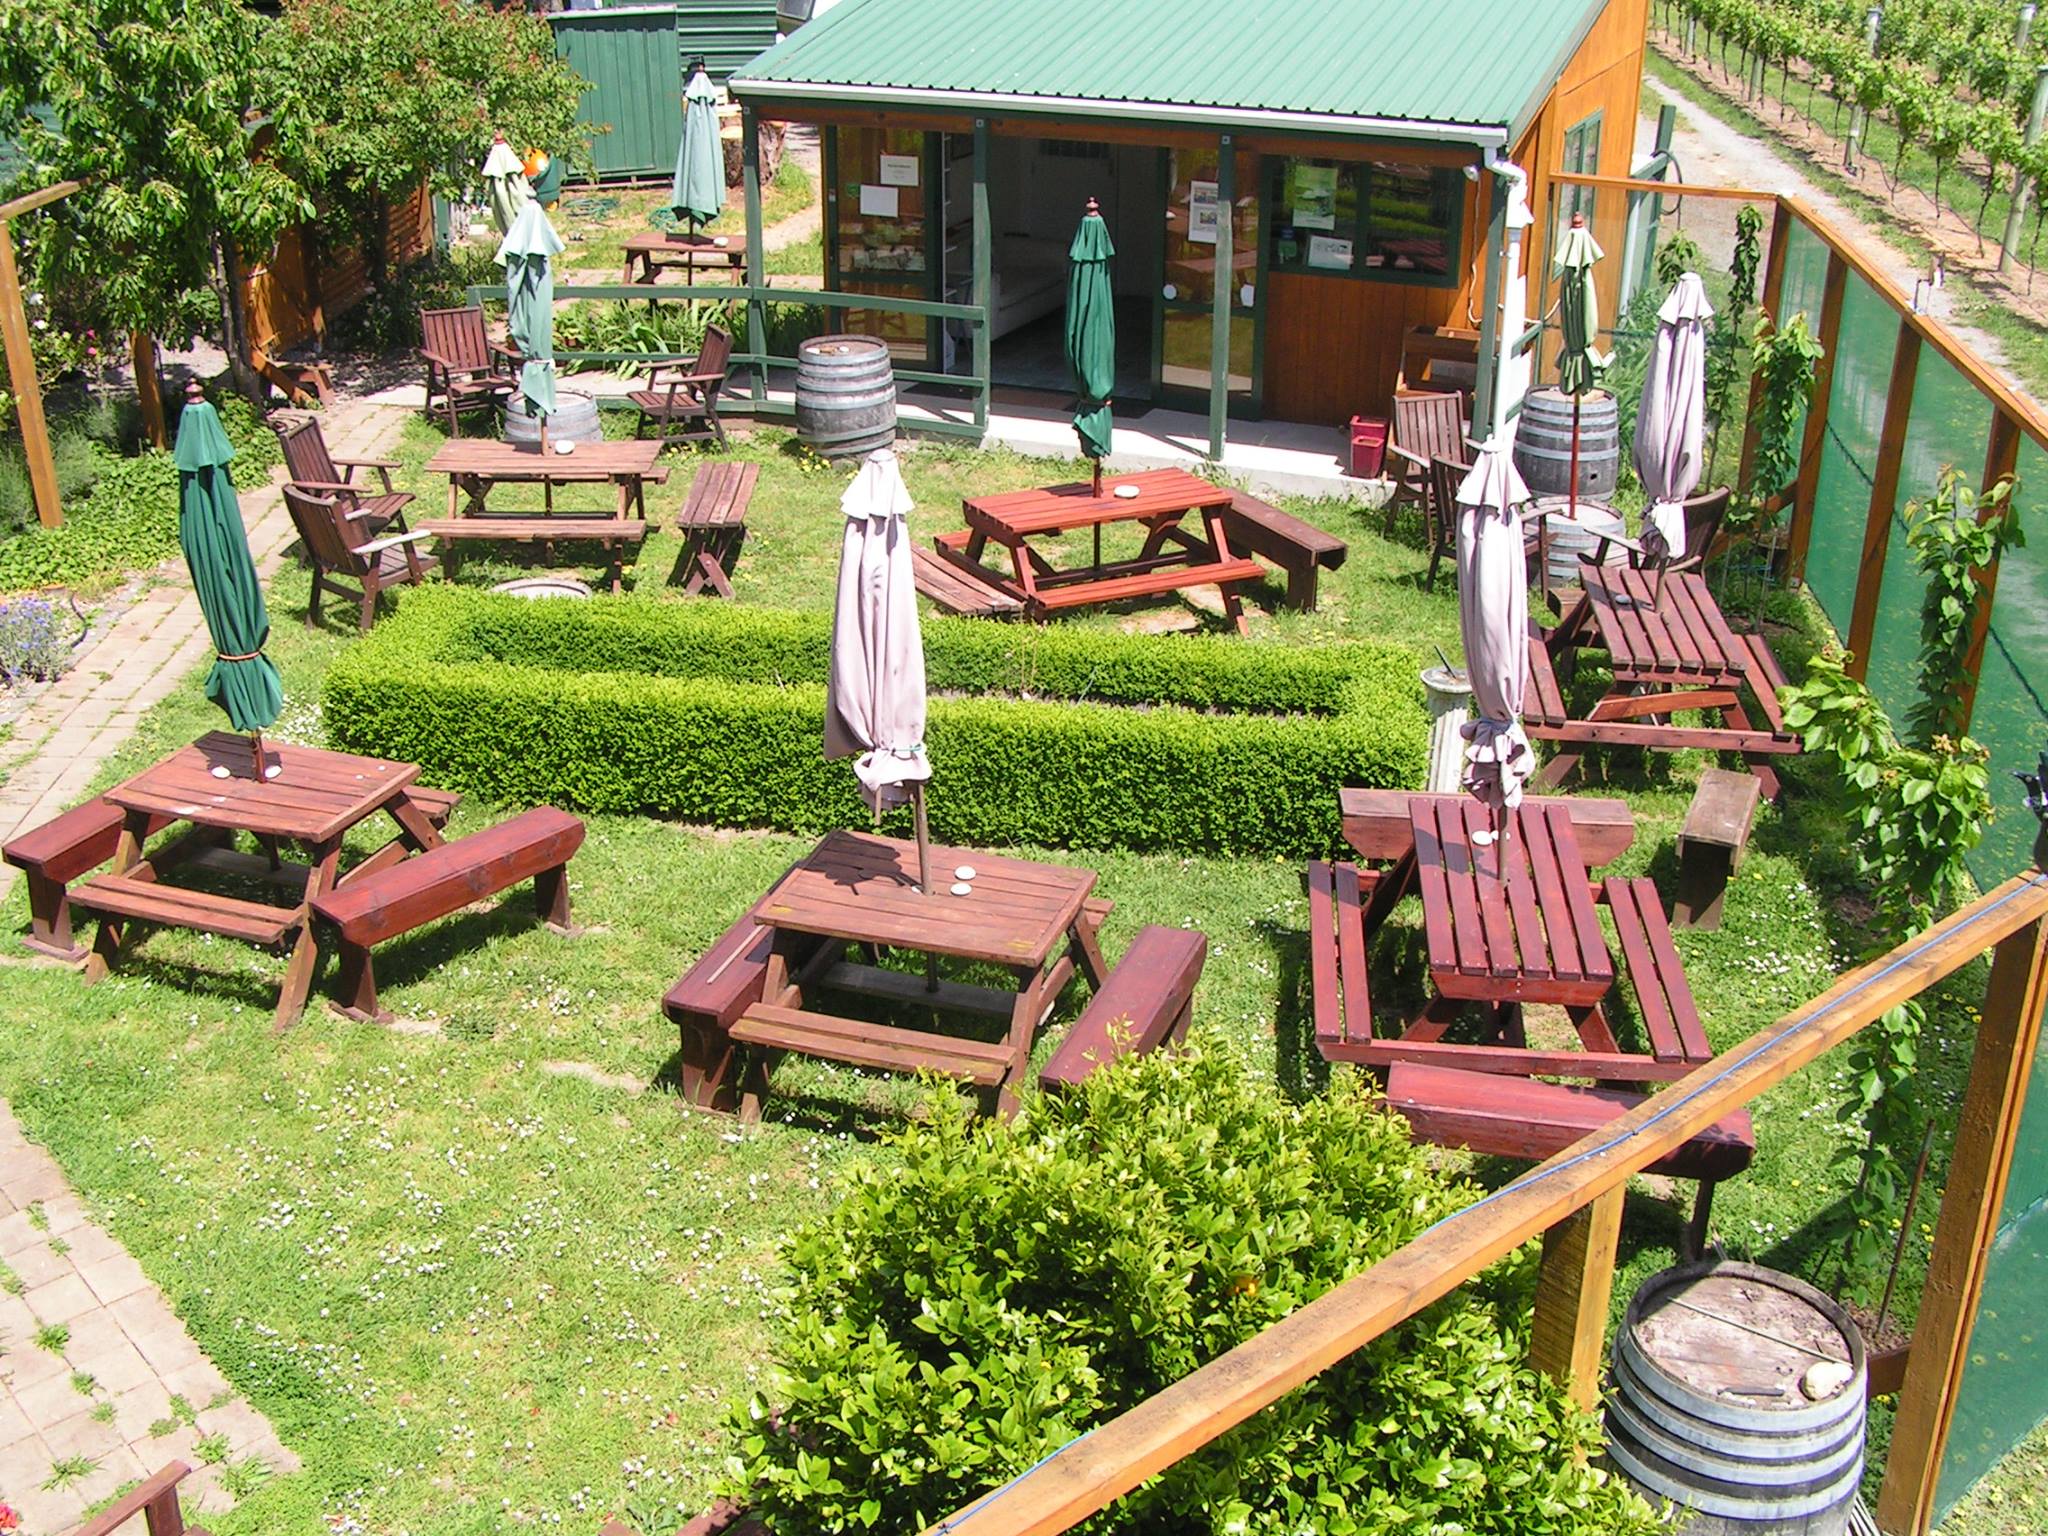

left=242, top=183, right=434, bottom=356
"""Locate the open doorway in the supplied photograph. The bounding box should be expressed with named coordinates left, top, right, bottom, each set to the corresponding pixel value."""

left=943, top=135, right=1158, bottom=401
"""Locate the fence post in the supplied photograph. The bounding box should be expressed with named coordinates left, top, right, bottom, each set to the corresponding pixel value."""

left=1875, top=904, right=2048, bottom=1535
left=0, top=208, right=61, bottom=527
left=1528, top=1186, right=1625, bottom=1411
left=1845, top=6, right=1883, bottom=177
left=1783, top=251, right=1847, bottom=585
left=1956, top=408, right=2023, bottom=728
left=1845, top=323, right=1920, bottom=679
left=1737, top=200, right=1794, bottom=497
left=1207, top=137, right=1234, bottom=463
left=1998, top=66, right=2048, bottom=274
left=742, top=109, right=767, bottom=409
left=972, top=120, right=991, bottom=436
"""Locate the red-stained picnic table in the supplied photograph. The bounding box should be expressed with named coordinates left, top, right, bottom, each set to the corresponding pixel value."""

left=1527, top=563, right=1800, bottom=798
left=72, top=732, right=450, bottom=1030
left=727, top=829, right=1111, bottom=1115
left=1308, top=788, right=1713, bottom=1083
left=936, top=467, right=1267, bottom=634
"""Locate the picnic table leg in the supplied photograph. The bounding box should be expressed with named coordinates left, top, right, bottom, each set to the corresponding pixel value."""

left=1569, top=1002, right=1623, bottom=1056
left=82, top=809, right=150, bottom=984
left=1203, top=506, right=1252, bottom=637
left=275, top=839, right=342, bottom=1033
left=996, top=963, right=1051, bottom=1118
left=1070, top=908, right=1111, bottom=991
left=1720, top=696, right=1787, bottom=802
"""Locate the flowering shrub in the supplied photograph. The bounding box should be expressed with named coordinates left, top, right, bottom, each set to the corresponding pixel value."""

left=0, top=594, right=82, bottom=685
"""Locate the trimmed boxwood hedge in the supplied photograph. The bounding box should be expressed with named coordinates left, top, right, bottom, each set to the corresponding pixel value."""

left=324, top=590, right=1428, bottom=856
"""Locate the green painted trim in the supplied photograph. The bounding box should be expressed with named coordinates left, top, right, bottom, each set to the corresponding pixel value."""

left=742, top=110, right=767, bottom=407
left=1208, top=136, right=1234, bottom=460
left=469, top=283, right=987, bottom=321
left=971, top=120, right=992, bottom=431
left=1472, top=173, right=1507, bottom=438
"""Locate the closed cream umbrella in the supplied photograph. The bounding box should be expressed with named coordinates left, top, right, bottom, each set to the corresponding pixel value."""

left=1456, top=440, right=1536, bottom=865
left=481, top=133, right=532, bottom=237
left=1632, top=271, right=1715, bottom=603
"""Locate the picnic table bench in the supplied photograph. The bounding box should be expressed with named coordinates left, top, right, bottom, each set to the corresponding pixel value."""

left=422, top=439, right=666, bottom=594
left=672, top=460, right=757, bottom=596
left=1527, top=564, right=1800, bottom=798
left=621, top=230, right=747, bottom=285
left=1218, top=491, right=1346, bottom=612
left=937, top=469, right=1266, bottom=634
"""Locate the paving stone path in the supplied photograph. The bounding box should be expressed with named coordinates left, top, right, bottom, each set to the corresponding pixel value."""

left=0, top=400, right=409, bottom=1532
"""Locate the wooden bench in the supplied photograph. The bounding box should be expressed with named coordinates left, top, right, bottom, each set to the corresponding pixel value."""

left=913, top=542, right=1023, bottom=618
left=1384, top=1062, right=1755, bottom=1256
left=72, top=1459, right=211, bottom=1536
left=1306, top=860, right=1377, bottom=1060
left=1039, top=925, right=1207, bottom=1091
left=310, top=807, right=585, bottom=1022
left=4, top=800, right=173, bottom=960
left=1219, top=491, right=1347, bottom=612
left=420, top=518, right=647, bottom=595
left=1603, top=875, right=1712, bottom=1068
left=673, top=461, right=758, bottom=597
left=1030, top=555, right=1267, bottom=612
left=664, top=908, right=819, bottom=1115
left=728, top=1003, right=1014, bottom=1093
left=1674, top=768, right=1762, bottom=930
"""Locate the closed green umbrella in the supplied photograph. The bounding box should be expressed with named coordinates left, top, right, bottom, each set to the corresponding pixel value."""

left=174, top=382, right=282, bottom=779
left=481, top=134, right=531, bottom=237
left=671, top=62, right=725, bottom=236
left=1066, top=196, right=1116, bottom=495
left=498, top=200, right=565, bottom=438
left=1553, top=210, right=1610, bottom=509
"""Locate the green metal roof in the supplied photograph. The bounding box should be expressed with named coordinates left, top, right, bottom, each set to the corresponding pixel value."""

left=733, top=0, right=1607, bottom=141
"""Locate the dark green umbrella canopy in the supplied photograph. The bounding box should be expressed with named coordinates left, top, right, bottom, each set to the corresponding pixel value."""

left=672, top=64, right=725, bottom=234
left=174, top=390, right=281, bottom=733
left=1554, top=213, right=1609, bottom=397
left=1066, top=198, right=1116, bottom=465
left=499, top=200, right=565, bottom=423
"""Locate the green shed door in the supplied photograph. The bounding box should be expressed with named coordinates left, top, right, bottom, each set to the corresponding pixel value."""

left=551, top=7, right=686, bottom=181
left=674, top=0, right=782, bottom=79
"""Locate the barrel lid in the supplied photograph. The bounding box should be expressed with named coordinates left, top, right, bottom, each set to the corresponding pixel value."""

left=800, top=333, right=888, bottom=356
left=1626, top=1262, right=1860, bottom=1415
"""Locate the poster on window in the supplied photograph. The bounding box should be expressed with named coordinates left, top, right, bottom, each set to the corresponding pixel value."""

left=1187, top=180, right=1220, bottom=245
left=1307, top=235, right=1354, bottom=271
left=1290, top=164, right=1338, bottom=230
left=878, top=153, right=920, bottom=187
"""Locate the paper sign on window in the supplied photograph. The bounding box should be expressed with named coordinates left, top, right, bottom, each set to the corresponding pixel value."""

left=1291, top=164, right=1337, bottom=230
left=1307, top=235, right=1353, bottom=271
left=858, top=184, right=899, bottom=218
left=878, top=154, right=920, bottom=187
left=1187, top=180, right=1220, bottom=245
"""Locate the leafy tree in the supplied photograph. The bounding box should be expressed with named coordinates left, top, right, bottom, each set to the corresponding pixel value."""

left=258, top=0, right=590, bottom=293
left=0, top=0, right=314, bottom=396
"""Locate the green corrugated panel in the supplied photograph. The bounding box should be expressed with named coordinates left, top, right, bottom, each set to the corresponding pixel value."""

left=734, top=0, right=1601, bottom=133
left=552, top=8, right=686, bottom=180
left=674, top=0, right=780, bottom=80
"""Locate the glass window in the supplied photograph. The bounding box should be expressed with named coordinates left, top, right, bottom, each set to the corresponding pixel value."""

left=1264, top=157, right=1461, bottom=286
left=831, top=125, right=928, bottom=278
left=1563, top=112, right=1602, bottom=224
left=1164, top=146, right=1259, bottom=309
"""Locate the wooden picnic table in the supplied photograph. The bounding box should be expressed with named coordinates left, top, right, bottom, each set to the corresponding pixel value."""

left=1308, top=788, right=1713, bottom=1083
left=621, top=230, right=748, bottom=285
left=421, top=438, right=665, bottom=594
left=937, top=467, right=1267, bottom=635
left=1527, top=563, right=1800, bottom=798
left=76, top=733, right=449, bottom=1029
left=727, top=829, right=1109, bottom=1116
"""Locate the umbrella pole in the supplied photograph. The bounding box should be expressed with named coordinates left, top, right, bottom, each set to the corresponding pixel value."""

left=1091, top=458, right=1103, bottom=568
left=1568, top=393, right=1581, bottom=515
left=913, top=782, right=939, bottom=992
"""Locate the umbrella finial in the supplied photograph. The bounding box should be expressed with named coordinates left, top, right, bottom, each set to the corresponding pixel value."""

left=1570, top=209, right=1587, bottom=228
left=184, top=379, right=203, bottom=403
left=1084, top=195, right=1101, bottom=218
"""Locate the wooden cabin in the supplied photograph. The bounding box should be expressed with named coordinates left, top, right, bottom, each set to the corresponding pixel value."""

left=731, top=0, right=1648, bottom=441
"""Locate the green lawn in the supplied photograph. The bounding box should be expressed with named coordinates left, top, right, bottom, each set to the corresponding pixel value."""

left=0, top=424, right=2000, bottom=1532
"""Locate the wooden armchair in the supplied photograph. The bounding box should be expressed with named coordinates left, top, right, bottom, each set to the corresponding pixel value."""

left=71, top=1460, right=210, bottom=1536
left=1426, top=454, right=1549, bottom=593
left=1590, top=485, right=1733, bottom=575
left=272, top=413, right=412, bottom=535
left=1385, top=390, right=1469, bottom=537
left=283, top=484, right=436, bottom=632
left=629, top=325, right=732, bottom=450
left=419, top=305, right=519, bottom=435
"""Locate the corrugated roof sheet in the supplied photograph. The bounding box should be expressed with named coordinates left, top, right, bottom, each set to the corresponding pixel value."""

left=734, top=0, right=1603, bottom=134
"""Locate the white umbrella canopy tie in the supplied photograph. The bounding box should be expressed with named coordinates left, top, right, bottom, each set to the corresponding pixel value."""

left=1634, top=271, right=1716, bottom=570
left=1455, top=444, right=1536, bottom=852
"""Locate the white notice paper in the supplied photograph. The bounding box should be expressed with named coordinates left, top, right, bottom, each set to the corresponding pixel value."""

left=878, top=153, right=920, bottom=187
left=1307, top=235, right=1354, bottom=271
left=1187, top=180, right=1219, bottom=245
left=858, top=183, right=899, bottom=218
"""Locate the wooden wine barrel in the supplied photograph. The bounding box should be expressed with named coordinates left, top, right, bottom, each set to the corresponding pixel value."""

left=502, top=390, right=603, bottom=447
left=1514, top=386, right=1619, bottom=499
left=1606, top=1261, right=1867, bottom=1536
left=796, top=335, right=897, bottom=459
left=1531, top=495, right=1629, bottom=594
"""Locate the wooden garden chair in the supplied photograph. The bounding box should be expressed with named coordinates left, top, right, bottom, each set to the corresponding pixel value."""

left=282, top=485, right=436, bottom=632
left=1590, top=485, right=1733, bottom=575
left=272, top=413, right=412, bottom=535
left=629, top=325, right=732, bottom=450
left=419, top=305, right=519, bottom=435
left=1385, top=391, right=1469, bottom=537
left=1427, top=454, right=1549, bottom=594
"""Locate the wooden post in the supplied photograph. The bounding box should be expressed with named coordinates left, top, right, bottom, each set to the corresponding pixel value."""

left=132, top=330, right=166, bottom=450
left=1876, top=911, right=2048, bottom=1535
left=1844, top=323, right=1920, bottom=679
left=0, top=206, right=62, bottom=527
left=1736, top=200, right=1795, bottom=497
left=1956, top=407, right=2023, bottom=729
left=1782, top=251, right=1847, bottom=585
left=1529, top=1186, right=1625, bottom=1411
left=972, top=120, right=991, bottom=435
left=742, top=108, right=767, bottom=410
left=1207, top=136, right=1234, bottom=463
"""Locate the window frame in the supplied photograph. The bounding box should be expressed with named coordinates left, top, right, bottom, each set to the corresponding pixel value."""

left=1260, top=155, right=1463, bottom=290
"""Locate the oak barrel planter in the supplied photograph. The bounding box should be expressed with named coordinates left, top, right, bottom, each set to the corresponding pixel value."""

left=1605, top=1260, right=1867, bottom=1535
left=503, top=389, right=603, bottom=448
left=795, top=334, right=897, bottom=459
left=1514, top=385, right=1620, bottom=499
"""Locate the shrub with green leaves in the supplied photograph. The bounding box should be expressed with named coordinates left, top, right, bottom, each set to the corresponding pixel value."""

left=0, top=448, right=179, bottom=594
left=727, top=1049, right=1661, bottom=1536
left=324, top=589, right=1427, bottom=856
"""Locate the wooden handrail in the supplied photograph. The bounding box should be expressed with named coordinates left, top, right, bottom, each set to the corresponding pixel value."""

left=71, top=1459, right=193, bottom=1536
left=0, top=178, right=82, bottom=223
left=926, top=871, right=2048, bottom=1536
left=1549, top=168, right=1778, bottom=202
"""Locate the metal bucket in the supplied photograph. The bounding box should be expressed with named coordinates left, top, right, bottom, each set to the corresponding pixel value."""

left=1606, top=1261, right=1867, bottom=1536
left=503, top=390, right=603, bottom=447
left=1514, top=386, right=1620, bottom=499
left=796, top=334, right=897, bottom=459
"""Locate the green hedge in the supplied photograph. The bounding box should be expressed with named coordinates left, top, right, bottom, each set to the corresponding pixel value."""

left=324, top=590, right=1427, bottom=856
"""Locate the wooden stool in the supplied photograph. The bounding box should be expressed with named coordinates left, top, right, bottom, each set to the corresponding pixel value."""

left=1674, top=768, right=1761, bottom=930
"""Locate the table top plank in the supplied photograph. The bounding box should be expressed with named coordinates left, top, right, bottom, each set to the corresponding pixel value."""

left=1457, top=800, right=1522, bottom=979
left=624, top=230, right=748, bottom=258
left=965, top=468, right=1230, bottom=539
left=1640, top=571, right=1709, bottom=673
left=1540, top=805, right=1614, bottom=987
left=1333, top=862, right=1374, bottom=1044
left=1519, top=802, right=1585, bottom=983
left=1431, top=801, right=1492, bottom=979
left=106, top=733, right=419, bottom=845
left=1499, top=811, right=1552, bottom=984
left=425, top=439, right=668, bottom=481
left=1580, top=564, right=1748, bottom=685
left=1626, top=573, right=1692, bottom=672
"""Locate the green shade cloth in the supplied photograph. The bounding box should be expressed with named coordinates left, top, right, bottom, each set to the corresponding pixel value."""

left=1066, top=206, right=1116, bottom=462
left=1554, top=221, right=1609, bottom=398
left=671, top=68, right=725, bottom=232
left=173, top=399, right=282, bottom=733
left=481, top=137, right=532, bottom=236
left=498, top=201, right=565, bottom=421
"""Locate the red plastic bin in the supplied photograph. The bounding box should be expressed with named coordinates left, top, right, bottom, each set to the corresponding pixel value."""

left=1348, top=415, right=1388, bottom=478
